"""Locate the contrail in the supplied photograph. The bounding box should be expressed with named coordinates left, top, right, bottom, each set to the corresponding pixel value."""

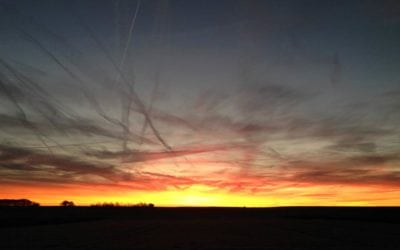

left=115, top=0, right=141, bottom=84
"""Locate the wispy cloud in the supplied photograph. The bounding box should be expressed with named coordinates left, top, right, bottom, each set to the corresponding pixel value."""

left=0, top=0, right=400, bottom=205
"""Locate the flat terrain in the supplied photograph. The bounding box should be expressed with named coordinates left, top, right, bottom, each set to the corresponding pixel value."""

left=1, top=207, right=400, bottom=249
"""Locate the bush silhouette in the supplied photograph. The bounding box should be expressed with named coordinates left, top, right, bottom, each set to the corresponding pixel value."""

left=60, top=200, right=75, bottom=207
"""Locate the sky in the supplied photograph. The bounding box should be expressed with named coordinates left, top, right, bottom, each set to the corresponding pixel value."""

left=0, top=0, right=399, bottom=206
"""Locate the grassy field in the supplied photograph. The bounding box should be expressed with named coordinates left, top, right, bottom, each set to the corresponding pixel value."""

left=1, top=207, right=400, bottom=249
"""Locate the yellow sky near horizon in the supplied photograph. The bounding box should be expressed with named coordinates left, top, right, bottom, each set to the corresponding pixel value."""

left=2, top=182, right=400, bottom=207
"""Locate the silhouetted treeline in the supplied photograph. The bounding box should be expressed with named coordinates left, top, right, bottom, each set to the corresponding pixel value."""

left=0, top=199, right=40, bottom=207
left=90, top=202, right=154, bottom=208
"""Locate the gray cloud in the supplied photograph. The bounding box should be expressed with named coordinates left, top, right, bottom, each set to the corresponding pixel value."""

left=0, top=145, right=124, bottom=183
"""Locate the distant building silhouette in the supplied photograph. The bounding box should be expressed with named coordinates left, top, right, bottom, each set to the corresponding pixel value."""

left=0, top=199, right=40, bottom=207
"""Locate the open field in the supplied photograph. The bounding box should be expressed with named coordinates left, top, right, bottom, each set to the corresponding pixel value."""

left=1, top=207, right=400, bottom=249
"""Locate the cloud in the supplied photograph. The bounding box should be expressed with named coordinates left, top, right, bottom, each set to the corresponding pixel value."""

left=85, top=143, right=252, bottom=163
left=326, top=141, right=377, bottom=153
left=279, top=153, right=400, bottom=186
left=0, top=145, right=123, bottom=183
left=236, top=83, right=309, bottom=116
left=0, top=0, right=399, bottom=204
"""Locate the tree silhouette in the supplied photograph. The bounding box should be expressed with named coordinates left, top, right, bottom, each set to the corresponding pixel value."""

left=60, top=200, right=75, bottom=207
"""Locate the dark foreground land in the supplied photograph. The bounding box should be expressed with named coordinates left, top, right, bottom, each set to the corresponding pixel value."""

left=1, top=207, right=400, bottom=249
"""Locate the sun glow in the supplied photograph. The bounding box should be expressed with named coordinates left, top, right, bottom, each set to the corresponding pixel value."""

left=3, top=182, right=400, bottom=207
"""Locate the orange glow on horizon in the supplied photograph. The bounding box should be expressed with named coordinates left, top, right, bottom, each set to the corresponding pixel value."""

left=2, top=183, right=400, bottom=207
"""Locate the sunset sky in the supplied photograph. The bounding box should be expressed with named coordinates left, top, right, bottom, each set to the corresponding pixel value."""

left=0, top=0, right=399, bottom=206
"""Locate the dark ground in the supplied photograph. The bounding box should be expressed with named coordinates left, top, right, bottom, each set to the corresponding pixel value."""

left=1, top=207, right=400, bottom=249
